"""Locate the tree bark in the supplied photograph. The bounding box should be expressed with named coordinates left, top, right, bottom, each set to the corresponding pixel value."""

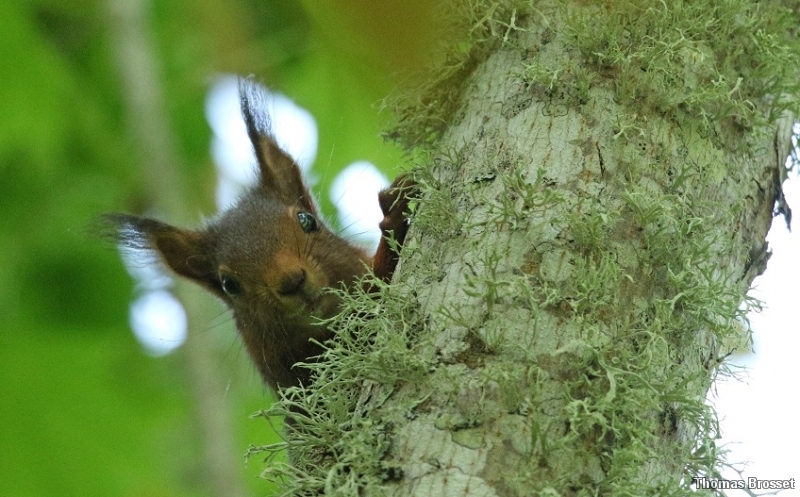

left=256, top=2, right=798, bottom=495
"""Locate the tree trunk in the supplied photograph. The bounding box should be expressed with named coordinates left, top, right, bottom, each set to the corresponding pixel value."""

left=253, top=2, right=798, bottom=495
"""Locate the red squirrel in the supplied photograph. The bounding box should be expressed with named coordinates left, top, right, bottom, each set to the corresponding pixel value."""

left=108, top=80, right=414, bottom=392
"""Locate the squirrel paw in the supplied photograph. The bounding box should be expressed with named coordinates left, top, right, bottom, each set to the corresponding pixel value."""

left=373, top=174, right=417, bottom=282
left=378, top=173, right=417, bottom=247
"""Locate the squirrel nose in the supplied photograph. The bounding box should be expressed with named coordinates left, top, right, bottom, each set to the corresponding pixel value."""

left=278, top=268, right=306, bottom=295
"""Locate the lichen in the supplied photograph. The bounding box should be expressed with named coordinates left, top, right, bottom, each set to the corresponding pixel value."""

left=385, top=0, right=533, bottom=149
left=249, top=1, right=797, bottom=495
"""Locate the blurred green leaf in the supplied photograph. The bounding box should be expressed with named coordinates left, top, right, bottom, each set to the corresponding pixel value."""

left=1, top=0, right=405, bottom=494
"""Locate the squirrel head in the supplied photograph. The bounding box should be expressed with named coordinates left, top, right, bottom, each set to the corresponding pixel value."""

left=108, top=80, right=371, bottom=389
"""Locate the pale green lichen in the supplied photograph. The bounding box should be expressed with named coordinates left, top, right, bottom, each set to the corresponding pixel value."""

left=249, top=1, right=797, bottom=495
left=386, top=0, right=533, bottom=148
left=247, top=264, right=434, bottom=495
left=547, top=0, right=799, bottom=148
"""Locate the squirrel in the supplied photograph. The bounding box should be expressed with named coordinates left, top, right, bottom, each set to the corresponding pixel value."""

left=107, top=80, right=415, bottom=392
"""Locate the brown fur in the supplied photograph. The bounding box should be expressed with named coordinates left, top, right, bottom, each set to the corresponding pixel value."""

left=107, top=80, right=414, bottom=391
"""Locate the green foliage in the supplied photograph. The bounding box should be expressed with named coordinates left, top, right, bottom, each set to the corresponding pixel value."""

left=2, top=0, right=410, bottom=495
left=0, top=327, right=198, bottom=496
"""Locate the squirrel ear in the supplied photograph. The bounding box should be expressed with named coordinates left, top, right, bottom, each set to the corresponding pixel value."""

left=106, top=214, right=220, bottom=295
left=238, top=78, right=317, bottom=213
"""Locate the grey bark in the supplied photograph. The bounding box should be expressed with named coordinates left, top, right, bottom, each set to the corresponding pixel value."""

left=249, top=3, right=797, bottom=496
left=366, top=9, right=794, bottom=497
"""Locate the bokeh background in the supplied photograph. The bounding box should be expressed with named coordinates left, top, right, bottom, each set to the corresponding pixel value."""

left=1, top=1, right=797, bottom=496
left=0, top=1, right=434, bottom=496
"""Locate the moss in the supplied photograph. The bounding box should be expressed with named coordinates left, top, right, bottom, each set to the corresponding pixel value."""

left=562, top=0, right=800, bottom=149
left=386, top=0, right=533, bottom=148
left=249, top=1, right=793, bottom=495
left=389, top=1, right=799, bottom=152
left=248, top=270, right=431, bottom=495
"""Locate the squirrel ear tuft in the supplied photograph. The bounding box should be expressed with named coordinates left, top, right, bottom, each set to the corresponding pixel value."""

left=104, top=214, right=221, bottom=295
left=238, top=78, right=317, bottom=213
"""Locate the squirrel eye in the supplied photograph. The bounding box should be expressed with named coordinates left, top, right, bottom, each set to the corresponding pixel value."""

left=297, top=212, right=319, bottom=233
left=221, top=276, right=242, bottom=297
